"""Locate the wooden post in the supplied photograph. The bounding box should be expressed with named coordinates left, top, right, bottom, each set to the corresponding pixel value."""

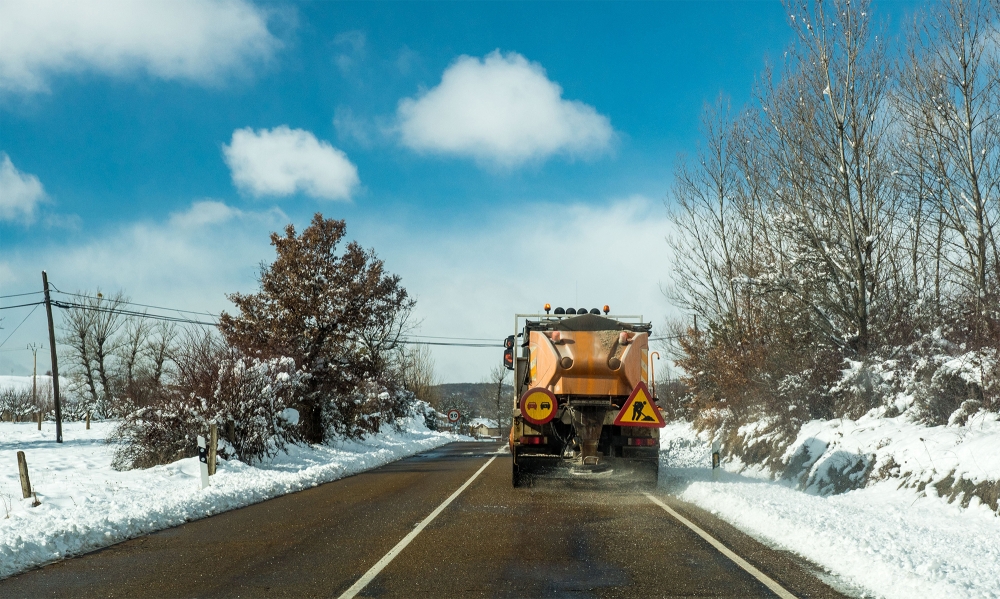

left=42, top=271, right=63, bottom=443
left=30, top=343, right=38, bottom=408
left=85, top=412, right=91, bottom=430
left=208, top=424, right=218, bottom=475
left=37, top=411, right=41, bottom=430
left=17, top=451, right=32, bottom=499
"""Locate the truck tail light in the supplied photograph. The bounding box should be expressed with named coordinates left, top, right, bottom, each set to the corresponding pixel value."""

left=519, top=436, right=546, bottom=445
left=627, top=438, right=658, bottom=447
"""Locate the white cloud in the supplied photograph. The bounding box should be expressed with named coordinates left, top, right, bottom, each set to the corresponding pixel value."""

left=333, top=30, right=366, bottom=75
left=0, top=201, right=287, bottom=374
left=0, top=0, right=279, bottom=93
left=0, top=153, right=45, bottom=223
left=0, top=196, right=679, bottom=385
left=397, top=50, right=614, bottom=167
left=223, top=126, right=360, bottom=201
left=168, top=200, right=241, bottom=229
left=353, top=196, right=678, bottom=382
left=333, top=106, right=374, bottom=147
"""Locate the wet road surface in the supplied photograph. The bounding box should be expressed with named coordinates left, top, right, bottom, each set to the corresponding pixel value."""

left=0, top=442, right=848, bottom=598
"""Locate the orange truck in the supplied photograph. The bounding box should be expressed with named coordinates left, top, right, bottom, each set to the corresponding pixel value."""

left=505, top=306, right=663, bottom=487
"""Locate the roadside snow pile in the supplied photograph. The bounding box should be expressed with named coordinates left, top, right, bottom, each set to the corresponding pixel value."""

left=660, top=422, right=1000, bottom=599
left=778, top=412, right=1000, bottom=508
left=0, top=415, right=461, bottom=579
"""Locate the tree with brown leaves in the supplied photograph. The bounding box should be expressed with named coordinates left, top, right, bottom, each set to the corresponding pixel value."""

left=219, top=214, right=414, bottom=443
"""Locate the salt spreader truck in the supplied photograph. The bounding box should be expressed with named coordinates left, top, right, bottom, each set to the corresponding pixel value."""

left=505, top=305, right=664, bottom=487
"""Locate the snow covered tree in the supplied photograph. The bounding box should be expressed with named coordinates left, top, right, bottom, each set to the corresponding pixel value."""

left=219, top=214, right=414, bottom=443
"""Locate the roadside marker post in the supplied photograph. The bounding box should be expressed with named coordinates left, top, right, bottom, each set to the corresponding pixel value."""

left=208, top=424, right=218, bottom=476
left=197, top=435, right=210, bottom=489
left=711, top=440, right=721, bottom=481
left=17, top=451, right=32, bottom=499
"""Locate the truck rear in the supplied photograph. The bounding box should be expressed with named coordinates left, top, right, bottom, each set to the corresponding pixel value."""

left=506, top=307, right=663, bottom=487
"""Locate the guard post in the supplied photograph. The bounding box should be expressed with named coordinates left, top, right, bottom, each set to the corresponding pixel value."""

left=197, top=435, right=210, bottom=489
left=17, top=451, right=32, bottom=499
left=711, top=440, right=721, bottom=481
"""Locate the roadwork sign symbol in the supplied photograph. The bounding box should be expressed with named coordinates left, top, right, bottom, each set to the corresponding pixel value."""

left=613, top=382, right=665, bottom=428
left=519, top=387, right=558, bottom=426
left=447, top=409, right=461, bottom=423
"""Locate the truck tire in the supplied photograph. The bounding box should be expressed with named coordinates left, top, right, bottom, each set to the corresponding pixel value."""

left=512, top=460, right=525, bottom=487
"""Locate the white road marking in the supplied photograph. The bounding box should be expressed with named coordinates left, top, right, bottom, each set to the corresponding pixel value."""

left=644, top=493, right=797, bottom=599
left=337, top=454, right=498, bottom=599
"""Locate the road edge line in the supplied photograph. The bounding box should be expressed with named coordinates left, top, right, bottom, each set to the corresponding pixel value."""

left=337, top=454, right=498, bottom=599
left=643, top=492, right=797, bottom=599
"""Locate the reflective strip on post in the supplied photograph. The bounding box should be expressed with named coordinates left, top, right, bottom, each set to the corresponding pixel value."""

left=197, top=435, right=210, bottom=489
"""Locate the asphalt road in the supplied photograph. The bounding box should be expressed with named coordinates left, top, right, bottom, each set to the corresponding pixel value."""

left=0, top=442, right=848, bottom=598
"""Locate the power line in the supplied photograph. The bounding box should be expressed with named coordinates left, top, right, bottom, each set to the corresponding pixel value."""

left=51, top=300, right=217, bottom=327
left=0, top=301, right=45, bottom=310
left=405, top=334, right=501, bottom=342
left=0, top=304, right=41, bottom=349
left=50, top=288, right=220, bottom=319
left=399, top=340, right=502, bottom=348
left=0, top=290, right=43, bottom=300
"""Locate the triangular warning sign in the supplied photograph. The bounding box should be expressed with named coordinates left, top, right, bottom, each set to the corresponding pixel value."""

left=613, top=382, right=665, bottom=428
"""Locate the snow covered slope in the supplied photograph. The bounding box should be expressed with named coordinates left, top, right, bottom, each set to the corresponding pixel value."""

left=660, top=421, right=1000, bottom=599
left=0, top=416, right=462, bottom=579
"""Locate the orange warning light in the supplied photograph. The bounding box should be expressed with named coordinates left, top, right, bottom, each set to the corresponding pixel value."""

left=544, top=303, right=551, bottom=314
left=603, top=305, right=610, bottom=314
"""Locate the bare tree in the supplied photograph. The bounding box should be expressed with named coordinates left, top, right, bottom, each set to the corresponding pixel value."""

left=896, top=0, right=999, bottom=336
left=486, top=364, right=510, bottom=440
left=60, top=298, right=100, bottom=409
left=399, top=344, right=439, bottom=407
left=146, top=321, right=177, bottom=386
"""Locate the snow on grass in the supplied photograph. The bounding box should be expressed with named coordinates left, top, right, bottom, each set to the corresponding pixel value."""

left=0, top=415, right=462, bottom=579
left=659, top=421, right=1000, bottom=599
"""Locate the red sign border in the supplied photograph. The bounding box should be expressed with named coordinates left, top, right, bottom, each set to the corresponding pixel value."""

left=518, top=387, right=558, bottom=426
left=447, top=409, right=461, bottom=423
left=613, top=382, right=665, bottom=428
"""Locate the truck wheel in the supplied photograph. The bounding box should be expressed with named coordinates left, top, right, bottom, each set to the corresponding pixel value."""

left=512, top=461, right=525, bottom=487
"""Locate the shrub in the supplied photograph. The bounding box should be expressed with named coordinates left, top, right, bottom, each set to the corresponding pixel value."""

left=110, top=342, right=305, bottom=470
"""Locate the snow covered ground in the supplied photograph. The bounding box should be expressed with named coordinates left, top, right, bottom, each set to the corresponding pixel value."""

left=659, top=420, right=1000, bottom=599
left=0, top=415, right=462, bottom=579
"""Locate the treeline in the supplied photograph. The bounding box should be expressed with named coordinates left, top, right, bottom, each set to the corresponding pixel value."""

left=667, top=0, right=999, bottom=441
left=58, top=215, right=437, bottom=469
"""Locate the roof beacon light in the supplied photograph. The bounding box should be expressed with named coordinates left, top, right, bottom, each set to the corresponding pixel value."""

left=544, top=303, right=551, bottom=314
left=603, top=305, right=610, bottom=315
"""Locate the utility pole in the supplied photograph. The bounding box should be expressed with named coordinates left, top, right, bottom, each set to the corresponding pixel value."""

left=27, top=343, right=40, bottom=407
left=42, top=271, right=62, bottom=443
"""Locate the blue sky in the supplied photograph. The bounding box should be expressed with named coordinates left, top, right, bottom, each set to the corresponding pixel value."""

left=0, top=0, right=921, bottom=382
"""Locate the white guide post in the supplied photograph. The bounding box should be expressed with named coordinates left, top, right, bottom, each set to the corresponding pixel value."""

left=197, top=435, right=210, bottom=489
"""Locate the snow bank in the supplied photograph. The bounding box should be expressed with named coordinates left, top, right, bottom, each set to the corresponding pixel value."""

left=780, top=412, right=1000, bottom=503
left=0, top=415, right=462, bottom=579
left=660, top=422, right=1000, bottom=599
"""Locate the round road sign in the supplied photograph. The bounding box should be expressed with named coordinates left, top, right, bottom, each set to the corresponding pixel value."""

left=518, top=388, right=558, bottom=426
left=447, top=409, right=461, bottom=423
